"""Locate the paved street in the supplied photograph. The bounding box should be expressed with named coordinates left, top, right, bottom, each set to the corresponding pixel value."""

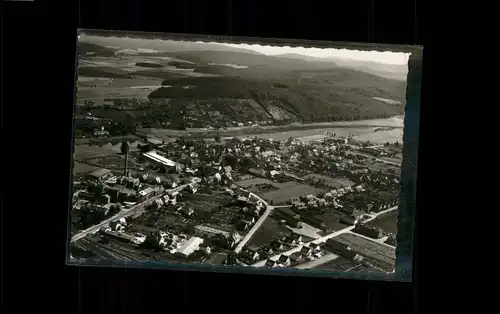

left=70, top=184, right=189, bottom=243
left=251, top=205, right=398, bottom=267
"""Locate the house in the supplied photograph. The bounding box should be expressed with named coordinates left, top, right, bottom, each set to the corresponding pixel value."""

left=309, top=243, right=321, bottom=252
left=225, top=232, right=242, bottom=248
left=242, top=246, right=260, bottom=261
left=353, top=224, right=384, bottom=239
left=265, top=259, right=278, bottom=268
left=289, top=233, right=303, bottom=243
left=261, top=246, right=274, bottom=255
left=181, top=207, right=195, bottom=217
left=300, top=246, right=313, bottom=256
left=237, top=220, right=252, bottom=231
left=270, top=241, right=285, bottom=251
left=289, top=252, right=303, bottom=263
left=85, top=168, right=113, bottom=182
left=278, top=254, right=291, bottom=266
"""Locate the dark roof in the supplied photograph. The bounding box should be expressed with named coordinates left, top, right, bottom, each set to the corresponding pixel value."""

left=278, top=255, right=290, bottom=262
left=87, top=168, right=111, bottom=178
left=265, top=259, right=277, bottom=266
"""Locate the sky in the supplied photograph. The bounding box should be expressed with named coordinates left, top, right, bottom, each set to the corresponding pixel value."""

left=218, top=43, right=410, bottom=65
left=81, top=35, right=410, bottom=66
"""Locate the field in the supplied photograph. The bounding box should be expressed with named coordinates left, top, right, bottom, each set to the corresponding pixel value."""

left=314, top=211, right=351, bottom=232
left=73, top=161, right=99, bottom=175
left=235, top=178, right=326, bottom=204
left=303, top=174, right=355, bottom=188
left=235, top=178, right=281, bottom=189
left=247, top=217, right=292, bottom=247
left=366, top=210, right=399, bottom=234
left=205, top=252, right=228, bottom=265
left=260, top=184, right=326, bottom=204
left=77, top=74, right=164, bottom=101
left=333, top=233, right=396, bottom=271
left=314, top=256, right=380, bottom=273
left=353, top=129, right=403, bottom=144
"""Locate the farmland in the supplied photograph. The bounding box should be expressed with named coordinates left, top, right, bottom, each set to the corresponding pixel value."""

left=365, top=210, right=399, bottom=234
left=247, top=217, right=292, bottom=247
left=235, top=178, right=326, bottom=205
left=313, top=211, right=352, bottom=232
left=333, top=233, right=396, bottom=272
left=353, top=128, right=403, bottom=144
left=314, top=257, right=381, bottom=273
left=303, top=174, right=355, bottom=189
left=73, top=161, right=99, bottom=175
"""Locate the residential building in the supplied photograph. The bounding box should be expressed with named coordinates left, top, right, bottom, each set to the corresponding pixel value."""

left=300, top=246, right=313, bottom=256
left=265, top=259, right=278, bottom=268
left=278, top=254, right=291, bottom=266
left=289, top=252, right=302, bottom=263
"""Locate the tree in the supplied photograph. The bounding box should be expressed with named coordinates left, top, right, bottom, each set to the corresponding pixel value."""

left=239, top=157, right=256, bottom=171
left=214, top=135, right=221, bottom=142
left=120, top=141, right=130, bottom=155
left=224, top=154, right=238, bottom=169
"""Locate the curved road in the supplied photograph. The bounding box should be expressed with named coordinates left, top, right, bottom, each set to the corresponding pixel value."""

left=251, top=205, right=398, bottom=267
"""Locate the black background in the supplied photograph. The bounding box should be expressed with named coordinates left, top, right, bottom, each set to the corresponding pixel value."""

left=3, top=0, right=434, bottom=312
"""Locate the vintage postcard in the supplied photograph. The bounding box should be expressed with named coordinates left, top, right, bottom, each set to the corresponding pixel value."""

left=68, top=29, right=421, bottom=281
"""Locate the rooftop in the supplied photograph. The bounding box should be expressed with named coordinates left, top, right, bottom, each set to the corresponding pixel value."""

left=86, top=168, right=111, bottom=178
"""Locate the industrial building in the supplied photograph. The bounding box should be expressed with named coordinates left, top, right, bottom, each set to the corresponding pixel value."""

left=85, top=168, right=113, bottom=182
left=194, top=225, right=231, bottom=237
left=142, top=151, right=184, bottom=171
left=275, top=208, right=302, bottom=228
left=176, top=236, right=204, bottom=258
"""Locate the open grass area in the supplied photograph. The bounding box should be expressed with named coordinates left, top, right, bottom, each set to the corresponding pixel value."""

left=367, top=210, right=398, bottom=234
left=334, top=233, right=395, bottom=272
left=235, top=178, right=325, bottom=204
left=303, top=174, right=355, bottom=188
left=260, top=184, right=326, bottom=204
left=73, top=161, right=99, bottom=175
left=314, top=211, right=351, bottom=231
left=247, top=217, right=291, bottom=247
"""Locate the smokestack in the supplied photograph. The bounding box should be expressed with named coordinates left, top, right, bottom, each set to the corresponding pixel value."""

left=121, top=141, right=130, bottom=177
left=124, top=151, right=129, bottom=177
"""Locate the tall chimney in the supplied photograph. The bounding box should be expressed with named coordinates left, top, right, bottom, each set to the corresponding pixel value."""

left=124, top=151, right=129, bottom=177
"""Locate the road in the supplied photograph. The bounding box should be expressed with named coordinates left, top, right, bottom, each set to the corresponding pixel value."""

left=233, top=188, right=291, bottom=253
left=70, top=184, right=189, bottom=243
left=294, top=253, right=338, bottom=269
left=349, top=151, right=401, bottom=166
left=233, top=189, right=273, bottom=253
left=344, top=231, right=395, bottom=249
left=251, top=205, right=398, bottom=267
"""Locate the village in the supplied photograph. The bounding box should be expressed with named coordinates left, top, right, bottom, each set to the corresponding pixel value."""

left=70, top=128, right=402, bottom=274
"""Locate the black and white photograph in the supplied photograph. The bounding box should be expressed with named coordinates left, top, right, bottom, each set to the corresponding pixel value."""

left=68, top=30, right=421, bottom=279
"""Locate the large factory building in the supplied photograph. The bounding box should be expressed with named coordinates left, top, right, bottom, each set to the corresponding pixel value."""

left=142, top=151, right=184, bottom=172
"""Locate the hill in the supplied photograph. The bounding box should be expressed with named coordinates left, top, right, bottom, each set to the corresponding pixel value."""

left=77, top=41, right=408, bottom=124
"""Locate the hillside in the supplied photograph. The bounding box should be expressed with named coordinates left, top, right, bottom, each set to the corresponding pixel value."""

left=149, top=75, right=404, bottom=123
left=77, top=41, right=408, bottom=124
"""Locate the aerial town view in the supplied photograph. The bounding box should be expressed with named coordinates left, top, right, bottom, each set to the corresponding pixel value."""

left=69, top=32, right=410, bottom=275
